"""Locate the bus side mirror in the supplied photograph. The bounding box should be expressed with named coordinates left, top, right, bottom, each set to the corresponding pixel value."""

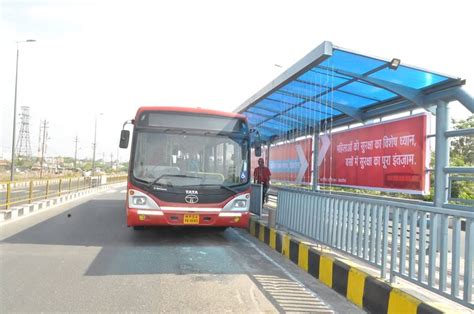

left=119, top=130, right=130, bottom=148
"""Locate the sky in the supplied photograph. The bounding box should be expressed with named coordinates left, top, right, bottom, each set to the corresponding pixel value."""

left=1, top=0, right=473, bottom=163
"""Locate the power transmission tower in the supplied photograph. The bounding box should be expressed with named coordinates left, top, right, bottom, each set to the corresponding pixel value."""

left=74, top=135, right=78, bottom=169
left=39, top=120, right=48, bottom=178
left=16, top=106, right=32, bottom=158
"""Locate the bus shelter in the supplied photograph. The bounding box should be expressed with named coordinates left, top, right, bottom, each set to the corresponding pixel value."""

left=236, top=41, right=473, bottom=308
left=236, top=41, right=473, bottom=210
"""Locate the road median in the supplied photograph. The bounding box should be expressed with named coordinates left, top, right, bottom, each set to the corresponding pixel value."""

left=0, top=182, right=125, bottom=223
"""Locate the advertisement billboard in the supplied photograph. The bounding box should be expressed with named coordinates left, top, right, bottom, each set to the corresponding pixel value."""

left=318, top=114, right=429, bottom=194
left=269, top=138, right=313, bottom=184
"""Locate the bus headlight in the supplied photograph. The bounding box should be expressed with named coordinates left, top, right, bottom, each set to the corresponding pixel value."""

left=233, top=200, right=247, bottom=208
left=132, top=196, right=147, bottom=206
left=128, top=189, right=160, bottom=210
left=223, top=193, right=250, bottom=211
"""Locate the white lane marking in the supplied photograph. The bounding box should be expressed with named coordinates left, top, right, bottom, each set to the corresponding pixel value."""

left=230, top=229, right=332, bottom=308
left=104, top=190, right=116, bottom=194
left=120, top=190, right=127, bottom=194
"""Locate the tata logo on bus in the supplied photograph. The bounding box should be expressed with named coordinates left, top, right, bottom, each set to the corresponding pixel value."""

left=185, top=190, right=198, bottom=194
left=185, top=195, right=199, bottom=204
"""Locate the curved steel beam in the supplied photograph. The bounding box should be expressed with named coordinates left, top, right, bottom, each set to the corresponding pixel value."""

left=335, top=69, right=426, bottom=108
left=312, top=100, right=363, bottom=122
left=454, top=88, right=474, bottom=113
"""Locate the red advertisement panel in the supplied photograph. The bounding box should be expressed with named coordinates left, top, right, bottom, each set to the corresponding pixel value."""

left=269, top=138, right=313, bottom=184
left=318, top=114, right=429, bottom=194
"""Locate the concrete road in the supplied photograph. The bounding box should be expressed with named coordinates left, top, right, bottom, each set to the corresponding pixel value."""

left=0, top=187, right=364, bottom=313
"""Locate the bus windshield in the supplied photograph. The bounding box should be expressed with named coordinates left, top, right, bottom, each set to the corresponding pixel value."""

left=133, top=131, right=249, bottom=187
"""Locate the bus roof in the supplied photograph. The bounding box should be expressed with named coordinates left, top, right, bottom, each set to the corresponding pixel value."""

left=135, top=106, right=247, bottom=121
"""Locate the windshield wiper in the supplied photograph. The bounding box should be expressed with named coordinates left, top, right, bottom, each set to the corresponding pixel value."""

left=147, top=175, right=169, bottom=191
left=147, top=174, right=202, bottom=191
left=134, top=177, right=152, bottom=184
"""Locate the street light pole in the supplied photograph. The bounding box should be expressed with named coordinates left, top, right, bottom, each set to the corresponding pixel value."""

left=10, top=47, right=19, bottom=182
left=10, top=39, right=35, bottom=182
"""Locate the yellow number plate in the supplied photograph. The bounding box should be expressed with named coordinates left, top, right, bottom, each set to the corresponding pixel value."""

left=183, top=214, right=199, bottom=224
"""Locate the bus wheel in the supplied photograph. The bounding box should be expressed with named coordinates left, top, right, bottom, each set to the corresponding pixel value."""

left=133, top=226, right=145, bottom=231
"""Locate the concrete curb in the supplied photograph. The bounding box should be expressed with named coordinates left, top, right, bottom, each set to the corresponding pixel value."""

left=0, top=183, right=125, bottom=223
left=248, top=217, right=444, bottom=314
left=0, top=181, right=29, bottom=190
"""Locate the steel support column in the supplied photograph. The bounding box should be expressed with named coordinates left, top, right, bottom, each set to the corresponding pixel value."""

left=312, top=131, right=320, bottom=191
left=434, top=101, right=450, bottom=207
left=266, top=144, right=271, bottom=169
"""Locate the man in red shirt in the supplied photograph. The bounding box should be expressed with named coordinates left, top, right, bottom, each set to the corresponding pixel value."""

left=253, top=158, right=271, bottom=206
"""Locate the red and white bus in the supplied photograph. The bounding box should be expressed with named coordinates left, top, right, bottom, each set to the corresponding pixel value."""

left=119, top=107, right=252, bottom=230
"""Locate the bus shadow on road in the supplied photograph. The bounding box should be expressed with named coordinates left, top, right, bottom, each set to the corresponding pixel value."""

left=2, top=199, right=235, bottom=247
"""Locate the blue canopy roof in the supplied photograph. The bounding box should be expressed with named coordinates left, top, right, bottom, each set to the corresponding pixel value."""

left=236, top=41, right=472, bottom=142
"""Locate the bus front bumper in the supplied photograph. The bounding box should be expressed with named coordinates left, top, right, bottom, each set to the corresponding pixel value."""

left=127, top=208, right=250, bottom=228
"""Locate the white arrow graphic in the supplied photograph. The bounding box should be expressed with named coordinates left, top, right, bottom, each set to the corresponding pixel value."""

left=318, top=134, right=331, bottom=167
left=296, top=144, right=309, bottom=184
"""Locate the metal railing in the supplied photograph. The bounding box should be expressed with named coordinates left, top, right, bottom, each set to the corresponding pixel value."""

left=443, top=126, right=474, bottom=211
left=276, top=188, right=473, bottom=309
left=0, top=175, right=127, bottom=209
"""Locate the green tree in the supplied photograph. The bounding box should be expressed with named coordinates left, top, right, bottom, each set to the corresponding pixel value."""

left=448, top=115, right=474, bottom=201
left=15, top=157, right=35, bottom=170
left=82, top=162, right=92, bottom=171
left=450, top=116, right=474, bottom=167
left=120, top=162, right=129, bottom=171
left=63, top=157, right=75, bottom=164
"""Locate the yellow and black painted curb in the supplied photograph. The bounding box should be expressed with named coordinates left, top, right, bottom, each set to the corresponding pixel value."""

left=249, top=218, right=443, bottom=314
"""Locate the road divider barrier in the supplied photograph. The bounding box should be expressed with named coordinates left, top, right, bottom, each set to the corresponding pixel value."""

left=1, top=175, right=127, bottom=209
left=273, top=187, right=473, bottom=310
